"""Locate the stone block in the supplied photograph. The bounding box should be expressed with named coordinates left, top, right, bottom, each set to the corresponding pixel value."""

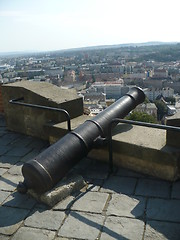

left=166, top=112, right=180, bottom=148
left=58, top=212, right=104, bottom=240
left=0, top=190, right=10, bottom=204
left=145, top=220, right=180, bottom=240
left=28, top=174, right=86, bottom=207
left=24, top=210, right=65, bottom=231
left=101, top=216, right=144, bottom=240
left=171, top=180, right=180, bottom=199
left=0, top=206, right=30, bottom=235
left=11, top=227, right=55, bottom=240
left=107, top=194, right=145, bottom=218
left=2, top=81, right=83, bottom=140
left=0, top=173, right=23, bottom=192
left=3, top=191, right=36, bottom=209
left=100, top=176, right=137, bottom=195
left=71, top=191, right=109, bottom=213
left=146, top=198, right=180, bottom=222
left=135, top=179, right=170, bottom=198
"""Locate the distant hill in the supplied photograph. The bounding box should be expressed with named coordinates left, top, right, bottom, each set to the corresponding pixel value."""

left=56, top=41, right=179, bottom=52
left=0, top=41, right=179, bottom=57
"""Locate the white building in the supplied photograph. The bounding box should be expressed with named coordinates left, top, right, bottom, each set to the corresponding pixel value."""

left=91, top=80, right=130, bottom=100
left=144, top=87, right=174, bottom=101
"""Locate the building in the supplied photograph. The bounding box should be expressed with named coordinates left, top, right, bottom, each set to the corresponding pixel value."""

left=91, top=80, right=131, bottom=100
left=135, top=103, right=157, bottom=118
left=144, top=87, right=174, bottom=101
left=153, top=68, right=168, bottom=78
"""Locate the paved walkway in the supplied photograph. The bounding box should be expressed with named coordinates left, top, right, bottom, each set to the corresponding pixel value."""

left=0, top=115, right=180, bottom=240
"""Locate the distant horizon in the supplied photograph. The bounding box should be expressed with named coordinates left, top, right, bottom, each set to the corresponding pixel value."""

left=0, top=0, right=180, bottom=53
left=0, top=41, right=179, bottom=56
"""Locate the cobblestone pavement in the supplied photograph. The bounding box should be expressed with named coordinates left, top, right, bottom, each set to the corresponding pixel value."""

left=0, top=115, right=180, bottom=240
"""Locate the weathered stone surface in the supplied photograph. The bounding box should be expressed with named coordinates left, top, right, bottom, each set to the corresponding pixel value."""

left=101, top=176, right=137, bottom=194
left=3, top=191, right=36, bottom=209
left=0, top=156, right=20, bottom=168
left=107, top=194, right=146, bottom=218
left=0, top=206, right=30, bottom=235
left=24, top=210, right=65, bottom=231
left=166, top=112, right=180, bottom=148
left=58, top=212, right=104, bottom=240
left=8, top=162, right=23, bottom=175
left=0, top=133, right=20, bottom=146
left=116, top=167, right=145, bottom=178
left=0, top=145, right=12, bottom=155
left=71, top=191, right=109, bottom=213
left=0, top=173, right=23, bottom=191
left=0, top=190, right=10, bottom=204
left=147, top=199, right=180, bottom=222
left=29, top=174, right=86, bottom=207
left=5, top=146, right=32, bottom=157
left=0, top=234, right=10, bottom=240
left=135, top=179, right=170, bottom=198
left=2, top=81, right=83, bottom=140
left=53, top=195, right=75, bottom=210
left=101, top=216, right=144, bottom=240
left=144, top=220, right=180, bottom=240
left=0, top=168, right=7, bottom=176
left=171, top=180, right=180, bottom=199
left=11, top=227, right=55, bottom=240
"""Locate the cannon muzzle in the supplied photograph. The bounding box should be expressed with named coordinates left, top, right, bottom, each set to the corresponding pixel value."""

left=21, top=87, right=145, bottom=193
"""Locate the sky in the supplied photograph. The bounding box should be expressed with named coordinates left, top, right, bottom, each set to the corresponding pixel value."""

left=0, top=0, right=180, bottom=53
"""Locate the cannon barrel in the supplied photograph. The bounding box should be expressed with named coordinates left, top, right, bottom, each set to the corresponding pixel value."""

left=21, top=87, right=145, bottom=193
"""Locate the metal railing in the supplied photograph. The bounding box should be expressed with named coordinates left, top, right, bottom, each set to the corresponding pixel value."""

left=9, top=97, right=72, bottom=131
left=108, top=118, right=180, bottom=173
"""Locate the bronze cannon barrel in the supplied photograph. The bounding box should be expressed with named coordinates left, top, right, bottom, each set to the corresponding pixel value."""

left=21, top=87, right=145, bottom=193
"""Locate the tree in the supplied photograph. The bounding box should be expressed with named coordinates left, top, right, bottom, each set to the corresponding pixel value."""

left=164, top=97, right=175, bottom=105
left=126, top=111, right=157, bottom=123
left=154, top=100, right=167, bottom=120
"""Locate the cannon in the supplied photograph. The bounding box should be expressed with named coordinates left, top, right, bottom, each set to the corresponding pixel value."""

left=19, top=87, right=145, bottom=193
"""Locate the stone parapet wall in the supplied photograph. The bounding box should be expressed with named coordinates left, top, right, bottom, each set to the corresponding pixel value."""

left=0, top=84, right=4, bottom=113
left=2, top=81, right=83, bottom=139
left=166, top=112, right=180, bottom=148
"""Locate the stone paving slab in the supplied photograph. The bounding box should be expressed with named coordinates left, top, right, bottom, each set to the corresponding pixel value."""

left=106, top=194, right=146, bottom=218
left=71, top=191, right=109, bottom=213
left=0, top=146, right=12, bottom=155
left=7, top=162, right=23, bottom=175
left=58, top=211, right=105, bottom=240
left=0, top=133, right=20, bottom=146
left=100, top=216, right=144, bottom=240
left=116, top=167, right=146, bottom=178
left=3, top=191, right=36, bottom=209
left=11, top=226, right=56, bottom=240
left=0, top=234, right=10, bottom=240
left=144, top=220, right=180, bottom=240
left=0, top=117, right=180, bottom=240
left=171, top=180, right=180, bottom=199
left=0, top=168, right=7, bottom=176
left=147, top=198, right=180, bottom=222
left=0, top=173, right=23, bottom=191
left=20, top=149, right=40, bottom=162
left=0, top=206, right=30, bottom=235
left=24, top=209, right=65, bottom=231
left=135, top=179, right=170, bottom=198
left=0, top=156, right=21, bottom=168
left=5, top=146, right=32, bottom=157
left=101, top=176, right=137, bottom=195
left=0, top=190, right=11, bottom=204
left=53, top=195, right=76, bottom=210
